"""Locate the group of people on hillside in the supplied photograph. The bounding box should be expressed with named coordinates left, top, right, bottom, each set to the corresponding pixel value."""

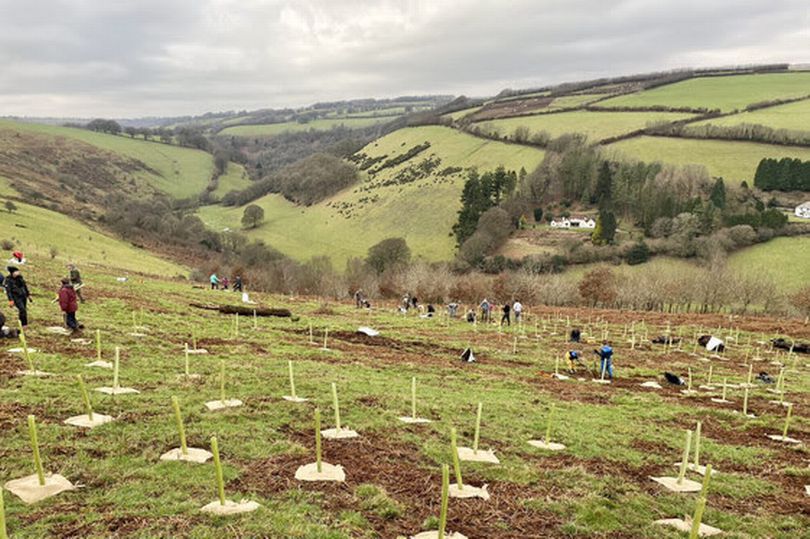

left=209, top=273, right=243, bottom=292
left=0, top=260, right=86, bottom=336
left=566, top=327, right=614, bottom=380
left=474, top=299, right=523, bottom=326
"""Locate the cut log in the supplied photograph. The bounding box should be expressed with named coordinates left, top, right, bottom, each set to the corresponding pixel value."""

left=189, top=302, right=292, bottom=318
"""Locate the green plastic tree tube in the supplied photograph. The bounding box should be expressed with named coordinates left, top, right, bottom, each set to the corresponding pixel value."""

left=450, top=427, right=463, bottom=490
left=219, top=361, right=226, bottom=403
left=210, top=437, right=225, bottom=506
left=331, top=383, right=341, bottom=431
left=693, top=421, right=702, bottom=468
left=472, top=402, right=482, bottom=453
left=411, top=377, right=417, bottom=420
left=96, top=329, right=102, bottom=362
left=315, top=408, right=322, bottom=473
left=437, top=464, right=449, bottom=539
left=688, top=463, right=713, bottom=539
left=172, top=397, right=187, bottom=456
left=77, top=375, right=93, bottom=421
left=677, top=430, right=692, bottom=485
left=545, top=404, right=556, bottom=445
left=0, top=486, right=7, bottom=539
left=184, top=343, right=190, bottom=376
left=782, top=403, right=793, bottom=439
left=113, top=347, right=120, bottom=389
left=288, top=361, right=297, bottom=398
left=28, top=415, right=45, bottom=486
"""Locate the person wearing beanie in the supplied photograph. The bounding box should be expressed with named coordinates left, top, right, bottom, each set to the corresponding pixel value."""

left=5, top=266, right=32, bottom=326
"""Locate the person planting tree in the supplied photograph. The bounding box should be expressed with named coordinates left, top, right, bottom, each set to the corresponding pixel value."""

left=594, top=340, right=614, bottom=380
left=68, top=263, right=84, bottom=303
left=5, top=266, right=32, bottom=326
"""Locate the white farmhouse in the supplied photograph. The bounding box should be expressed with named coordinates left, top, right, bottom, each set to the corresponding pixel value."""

left=550, top=216, right=596, bottom=229
left=795, top=202, right=810, bottom=219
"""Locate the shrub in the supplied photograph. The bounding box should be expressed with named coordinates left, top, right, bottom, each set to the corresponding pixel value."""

left=625, top=241, right=650, bottom=265
left=366, top=238, right=411, bottom=275
left=578, top=266, right=617, bottom=307
left=1, top=239, right=13, bottom=250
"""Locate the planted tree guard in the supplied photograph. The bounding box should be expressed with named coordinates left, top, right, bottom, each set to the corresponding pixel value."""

left=201, top=437, right=259, bottom=515
left=296, top=409, right=346, bottom=482
left=651, top=430, right=702, bottom=493
left=65, top=375, right=114, bottom=429
left=5, top=416, right=76, bottom=504
left=161, top=397, right=213, bottom=464
left=654, top=518, right=722, bottom=537
left=321, top=383, right=359, bottom=439
left=398, top=377, right=431, bottom=424
left=189, top=303, right=292, bottom=318
left=457, top=402, right=499, bottom=464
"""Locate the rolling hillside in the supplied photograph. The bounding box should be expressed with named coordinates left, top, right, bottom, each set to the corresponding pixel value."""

left=199, top=126, right=545, bottom=265
left=219, top=117, right=392, bottom=138
left=0, top=119, right=215, bottom=199
left=692, top=97, right=810, bottom=131
left=0, top=195, right=185, bottom=275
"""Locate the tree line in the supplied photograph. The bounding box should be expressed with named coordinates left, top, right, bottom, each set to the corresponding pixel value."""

left=754, top=157, right=810, bottom=191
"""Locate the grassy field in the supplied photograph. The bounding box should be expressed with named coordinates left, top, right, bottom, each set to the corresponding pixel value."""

left=211, top=163, right=251, bottom=199
left=476, top=111, right=695, bottom=142
left=606, top=136, right=810, bottom=185
left=728, top=236, right=810, bottom=292
left=0, top=197, right=185, bottom=276
left=599, top=73, right=810, bottom=112
left=200, top=126, right=545, bottom=265
left=219, top=118, right=392, bottom=138
left=0, top=257, right=807, bottom=537
left=693, top=98, right=810, bottom=132
left=0, top=120, right=213, bottom=199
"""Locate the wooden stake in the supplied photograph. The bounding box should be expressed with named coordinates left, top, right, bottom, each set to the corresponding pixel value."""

left=746, top=364, right=753, bottom=386
left=315, top=408, right=322, bottom=473
left=253, top=309, right=257, bottom=330
left=210, top=437, right=225, bottom=506
left=450, top=427, right=463, bottom=490
left=687, top=368, right=692, bottom=391
left=323, top=328, right=329, bottom=350
left=689, top=464, right=713, bottom=539
left=172, top=396, right=188, bottom=456
left=472, top=402, right=482, bottom=454
left=438, top=464, right=449, bottom=538
left=693, top=421, right=701, bottom=467
left=331, top=382, right=341, bottom=432
left=288, top=361, right=297, bottom=399
left=95, top=329, right=102, bottom=362
left=707, top=366, right=713, bottom=385
left=77, top=375, right=93, bottom=421
left=184, top=343, right=190, bottom=376
left=28, top=415, right=45, bottom=486
left=782, top=403, right=793, bottom=439
left=721, top=378, right=728, bottom=401
left=677, top=430, right=693, bottom=485
left=309, top=323, right=314, bottom=344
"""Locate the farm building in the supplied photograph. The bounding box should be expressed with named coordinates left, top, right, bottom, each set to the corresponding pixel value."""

left=795, top=202, right=810, bottom=219
left=550, top=216, right=596, bottom=229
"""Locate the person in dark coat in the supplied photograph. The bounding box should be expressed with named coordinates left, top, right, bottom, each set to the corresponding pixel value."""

left=233, top=276, right=243, bottom=292
left=5, top=266, right=31, bottom=326
left=501, top=303, right=511, bottom=326
left=58, top=278, right=79, bottom=332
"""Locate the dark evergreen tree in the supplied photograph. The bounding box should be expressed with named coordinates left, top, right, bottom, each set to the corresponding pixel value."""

left=709, top=178, right=726, bottom=209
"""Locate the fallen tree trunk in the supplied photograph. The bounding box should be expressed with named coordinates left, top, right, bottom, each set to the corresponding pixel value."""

left=189, top=302, right=292, bottom=318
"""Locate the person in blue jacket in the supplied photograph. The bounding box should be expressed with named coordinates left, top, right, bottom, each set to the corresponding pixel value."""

left=594, top=340, right=614, bottom=379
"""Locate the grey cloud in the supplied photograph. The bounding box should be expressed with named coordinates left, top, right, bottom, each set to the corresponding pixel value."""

left=0, top=0, right=807, bottom=117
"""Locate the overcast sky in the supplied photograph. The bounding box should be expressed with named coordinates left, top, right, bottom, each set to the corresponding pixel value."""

left=1, top=0, right=808, bottom=118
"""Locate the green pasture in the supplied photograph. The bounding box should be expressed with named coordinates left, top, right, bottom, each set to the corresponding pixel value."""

left=606, top=136, right=810, bottom=185
left=693, top=98, right=810, bottom=132
left=475, top=111, right=695, bottom=142
left=200, top=126, right=545, bottom=265
left=599, top=73, right=810, bottom=112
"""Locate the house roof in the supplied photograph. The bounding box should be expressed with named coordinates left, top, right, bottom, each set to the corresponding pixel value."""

left=798, top=201, right=810, bottom=209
